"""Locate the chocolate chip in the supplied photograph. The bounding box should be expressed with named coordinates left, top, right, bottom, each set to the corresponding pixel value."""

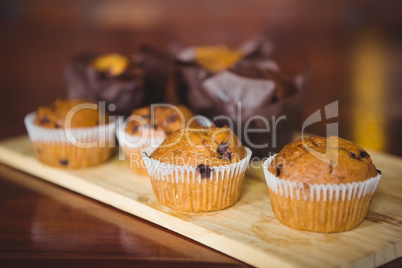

left=36, top=148, right=42, bottom=154
left=350, top=151, right=365, bottom=161
left=303, top=183, right=310, bottom=190
left=224, top=151, right=232, bottom=162
left=217, top=142, right=233, bottom=161
left=217, top=143, right=229, bottom=155
left=151, top=123, right=157, bottom=129
left=329, top=160, right=333, bottom=174
left=131, top=125, right=139, bottom=134
left=60, top=159, right=69, bottom=166
left=39, top=116, right=50, bottom=125
left=196, top=164, right=212, bottom=179
left=55, top=119, right=64, bottom=128
left=166, top=115, right=178, bottom=123
left=276, top=163, right=283, bottom=176
left=376, top=169, right=382, bottom=175
left=359, top=150, right=369, bottom=158
left=308, top=137, right=319, bottom=147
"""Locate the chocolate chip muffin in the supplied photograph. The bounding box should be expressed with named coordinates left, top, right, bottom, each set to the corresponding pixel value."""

left=35, top=99, right=108, bottom=128
left=142, top=126, right=252, bottom=212
left=118, top=105, right=200, bottom=175
left=65, top=49, right=168, bottom=117
left=25, top=99, right=115, bottom=168
left=125, top=105, right=198, bottom=137
left=268, top=136, right=378, bottom=184
left=263, top=136, right=382, bottom=233
left=150, top=127, right=247, bottom=166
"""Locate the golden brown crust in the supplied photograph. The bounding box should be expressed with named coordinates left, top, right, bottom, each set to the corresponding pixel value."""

left=34, top=99, right=108, bottom=128
left=268, top=136, right=379, bottom=184
left=125, top=105, right=200, bottom=137
left=150, top=126, right=247, bottom=167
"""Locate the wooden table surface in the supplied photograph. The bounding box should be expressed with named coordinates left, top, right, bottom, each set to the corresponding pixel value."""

left=1, top=1, right=402, bottom=267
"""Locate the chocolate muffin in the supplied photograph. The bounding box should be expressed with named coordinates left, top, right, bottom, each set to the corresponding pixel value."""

left=142, top=126, right=252, bottom=212
left=118, top=105, right=200, bottom=175
left=173, top=37, right=308, bottom=157
left=25, top=99, right=116, bottom=168
left=263, top=136, right=382, bottom=233
left=65, top=47, right=168, bottom=117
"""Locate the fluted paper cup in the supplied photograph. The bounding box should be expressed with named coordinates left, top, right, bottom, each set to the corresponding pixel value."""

left=116, top=115, right=214, bottom=175
left=24, top=112, right=116, bottom=168
left=263, top=154, right=382, bottom=233
left=142, top=147, right=252, bottom=213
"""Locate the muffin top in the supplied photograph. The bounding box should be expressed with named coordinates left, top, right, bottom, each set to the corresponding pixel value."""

left=91, top=53, right=130, bottom=76
left=150, top=126, right=247, bottom=169
left=268, top=136, right=380, bottom=184
left=125, top=105, right=200, bottom=137
left=195, top=45, right=243, bottom=73
left=34, top=99, right=108, bottom=128
left=90, top=53, right=143, bottom=79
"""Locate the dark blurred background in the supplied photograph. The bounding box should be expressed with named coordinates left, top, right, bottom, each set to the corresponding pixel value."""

left=1, top=0, right=402, bottom=155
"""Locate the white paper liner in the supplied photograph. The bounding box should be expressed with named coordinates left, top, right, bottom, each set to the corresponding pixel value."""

left=142, top=147, right=252, bottom=184
left=116, top=119, right=165, bottom=151
left=263, top=154, right=382, bottom=202
left=24, top=112, right=116, bottom=147
left=142, top=147, right=252, bottom=212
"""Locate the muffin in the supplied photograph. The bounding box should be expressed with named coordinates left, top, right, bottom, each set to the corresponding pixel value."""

left=263, top=136, right=382, bottom=233
left=24, top=99, right=116, bottom=168
left=65, top=48, right=168, bottom=117
left=117, top=105, right=200, bottom=175
left=142, top=126, right=252, bottom=212
left=173, top=37, right=308, bottom=157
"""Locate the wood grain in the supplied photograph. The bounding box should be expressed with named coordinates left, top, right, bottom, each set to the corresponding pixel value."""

left=0, top=163, right=249, bottom=267
left=0, top=135, right=401, bottom=268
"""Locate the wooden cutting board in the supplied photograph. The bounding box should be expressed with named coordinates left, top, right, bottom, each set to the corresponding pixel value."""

left=0, top=135, right=401, bottom=268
